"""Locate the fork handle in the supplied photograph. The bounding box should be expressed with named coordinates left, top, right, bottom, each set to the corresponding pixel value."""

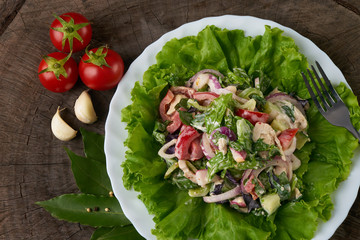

left=346, top=125, right=360, bottom=143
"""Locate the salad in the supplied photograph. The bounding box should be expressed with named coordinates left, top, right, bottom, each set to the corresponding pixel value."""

left=155, top=68, right=310, bottom=216
left=121, top=25, right=360, bottom=239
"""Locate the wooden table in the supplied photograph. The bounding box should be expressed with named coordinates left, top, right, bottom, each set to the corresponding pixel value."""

left=1, top=0, right=359, bottom=239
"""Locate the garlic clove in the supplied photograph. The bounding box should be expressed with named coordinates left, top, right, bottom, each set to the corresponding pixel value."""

left=74, top=90, right=97, bottom=124
left=51, top=107, right=77, bottom=141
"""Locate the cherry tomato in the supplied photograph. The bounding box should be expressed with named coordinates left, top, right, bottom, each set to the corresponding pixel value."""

left=278, top=128, right=299, bottom=149
left=50, top=12, right=92, bottom=52
left=235, top=109, right=269, bottom=125
left=79, top=46, right=124, bottom=91
left=38, top=52, right=78, bottom=93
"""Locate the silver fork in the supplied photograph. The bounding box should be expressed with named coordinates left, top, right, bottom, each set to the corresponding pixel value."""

left=301, top=61, right=360, bottom=141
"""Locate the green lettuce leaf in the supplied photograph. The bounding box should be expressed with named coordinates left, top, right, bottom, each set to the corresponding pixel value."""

left=200, top=204, right=270, bottom=240
left=294, top=142, right=316, bottom=179
left=274, top=201, right=318, bottom=240
left=121, top=25, right=360, bottom=240
left=204, top=93, right=233, bottom=133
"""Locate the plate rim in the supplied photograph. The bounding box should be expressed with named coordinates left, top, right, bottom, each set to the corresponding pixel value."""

left=104, top=14, right=359, bottom=240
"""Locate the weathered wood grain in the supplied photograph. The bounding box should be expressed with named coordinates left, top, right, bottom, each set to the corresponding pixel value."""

left=0, top=0, right=26, bottom=35
left=0, top=0, right=359, bottom=239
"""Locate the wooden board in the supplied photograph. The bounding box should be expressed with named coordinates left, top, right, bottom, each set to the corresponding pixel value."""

left=1, top=0, right=359, bottom=239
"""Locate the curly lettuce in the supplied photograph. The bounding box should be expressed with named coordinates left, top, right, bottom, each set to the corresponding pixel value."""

left=121, top=25, right=359, bottom=239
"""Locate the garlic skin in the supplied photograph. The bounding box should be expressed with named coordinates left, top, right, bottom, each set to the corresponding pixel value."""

left=74, top=90, right=97, bottom=124
left=51, top=107, right=77, bottom=141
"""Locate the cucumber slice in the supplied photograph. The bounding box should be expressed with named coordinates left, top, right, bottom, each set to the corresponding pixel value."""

left=264, top=101, right=282, bottom=121
left=296, top=131, right=310, bottom=150
left=164, top=162, right=179, bottom=179
left=271, top=117, right=290, bottom=131
left=188, top=185, right=210, bottom=197
left=260, top=193, right=281, bottom=215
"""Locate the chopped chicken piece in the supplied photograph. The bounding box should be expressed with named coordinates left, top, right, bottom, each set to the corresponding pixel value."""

left=218, top=138, right=228, bottom=155
left=252, top=122, right=277, bottom=145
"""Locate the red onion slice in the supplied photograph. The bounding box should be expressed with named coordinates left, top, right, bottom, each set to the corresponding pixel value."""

left=232, top=94, right=248, bottom=104
left=230, top=196, right=246, bottom=207
left=252, top=156, right=292, bottom=181
left=200, top=133, right=215, bottom=160
left=158, top=139, right=177, bottom=159
left=240, top=169, right=253, bottom=193
left=208, top=74, right=222, bottom=90
left=187, top=69, right=225, bottom=87
left=210, top=127, right=237, bottom=143
left=203, top=185, right=242, bottom=203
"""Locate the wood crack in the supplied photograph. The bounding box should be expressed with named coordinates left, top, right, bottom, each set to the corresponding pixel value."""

left=333, top=0, right=360, bottom=16
left=0, top=0, right=26, bottom=36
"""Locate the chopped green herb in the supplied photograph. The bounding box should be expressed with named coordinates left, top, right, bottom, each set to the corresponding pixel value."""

left=281, top=105, right=295, bottom=122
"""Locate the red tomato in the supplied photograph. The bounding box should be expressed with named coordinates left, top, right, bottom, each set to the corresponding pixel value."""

left=50, top=12, right=92, bottom=52
left=79, top=47, right=124, bottom=91
left=38, top=52, right=78, bottom=93
left=235, top=109, right=269, bottom=125
left=278, top=128, right=299, bottom=149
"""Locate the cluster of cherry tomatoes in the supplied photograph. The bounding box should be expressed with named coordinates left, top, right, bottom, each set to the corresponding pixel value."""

left=38, top=12, right=124, bottom=92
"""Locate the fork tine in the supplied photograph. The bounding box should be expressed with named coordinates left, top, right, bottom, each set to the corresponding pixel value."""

left=315, top=61, right=341, bottom=102
left=311, top=65, right=335, bottom=105
left=306, top=69, right=330, bottom=110
left=301, top=72, right=325, bottom=113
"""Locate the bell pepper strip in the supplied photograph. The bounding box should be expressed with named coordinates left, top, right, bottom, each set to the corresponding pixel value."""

left=278, top=128, right=299, bottom=149
left=175, top=126, right=201, bottom=160
left=167, top=111, right=183, bottom=134
left=235, top=109, right=269, bottom=125
left=159, top=89, right=174, bottom=121
left=189, top=136, right=204, bottom=161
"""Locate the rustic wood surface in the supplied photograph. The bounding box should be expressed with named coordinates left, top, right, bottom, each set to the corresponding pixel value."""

left=1, top=0, right=359, bottom=239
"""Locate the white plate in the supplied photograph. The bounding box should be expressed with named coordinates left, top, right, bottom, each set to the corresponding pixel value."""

left=105, top=15, right=360, bottom=240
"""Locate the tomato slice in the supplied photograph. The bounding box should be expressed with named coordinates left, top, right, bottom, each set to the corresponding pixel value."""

left=235, top=109, right=269, bottom=125
left=278, top=128, right=299, bottom=149
left=175, top=126, right=201, bottom=160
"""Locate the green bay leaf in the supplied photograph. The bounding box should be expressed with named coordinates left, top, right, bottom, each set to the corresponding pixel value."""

left=80, top=128, right=106, bottom=163
left=91, top=226, right=145, bottom=240
left=36, top=193, right=131, bottom=227
left=66, top=148, right=112, bottom=195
